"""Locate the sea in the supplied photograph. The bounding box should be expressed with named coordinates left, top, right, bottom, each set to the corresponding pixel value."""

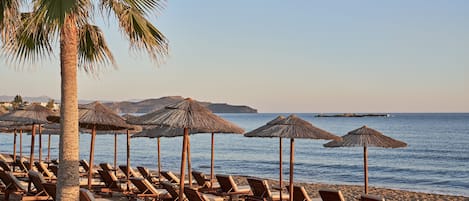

left=1, top=113, right=468, bottom=196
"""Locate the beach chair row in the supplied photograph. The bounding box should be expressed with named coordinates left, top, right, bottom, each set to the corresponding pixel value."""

left=2, top=157, right=387, bottom=201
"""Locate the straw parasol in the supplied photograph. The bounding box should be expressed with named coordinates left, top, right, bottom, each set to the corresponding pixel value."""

left=245, top=114, right=341, bottom=201
left=324, top=125, right=407, bottom=194
left=244, top=115, right=286, bottom=198
left=1, top=123, right=36, bottom=162
left=129, top=98, right=244, bottom=200
left=48, top=101, right=133, bottom=189
left=0, top=104, right=57, bottom=169
left=131, top=126, right=198, bottom=181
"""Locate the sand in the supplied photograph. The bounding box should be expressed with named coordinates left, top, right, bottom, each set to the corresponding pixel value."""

left=231, top=175, right=469, bottom=201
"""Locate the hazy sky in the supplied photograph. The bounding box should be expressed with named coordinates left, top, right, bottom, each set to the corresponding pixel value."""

left=1, top=0, right=468, bottom=112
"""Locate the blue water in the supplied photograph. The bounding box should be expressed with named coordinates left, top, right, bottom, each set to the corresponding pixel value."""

left=1, top=113, right=468, bottom=196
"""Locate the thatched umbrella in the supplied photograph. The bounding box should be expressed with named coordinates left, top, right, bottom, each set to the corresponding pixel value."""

left=48, top=101, right=132, bottom=189
left=131, top=126, right=196, bottom=181
left=129, top=98, right=244, bottom=200
left=0, top=104, right=57, bottom=169
left=324, top=125, right=407, bottom=194
left=1, top=123, right=36, bottom=162
left=78, top=102, right=133, bottom=189
left=244, top=116, right=286, bottom=198
left=81, top=126, right=142, bottom=176
left=245, top=114, right=341, bottom=201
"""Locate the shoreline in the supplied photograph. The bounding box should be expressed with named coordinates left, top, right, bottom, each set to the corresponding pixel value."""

left=230, top=175, right=469, bottom=201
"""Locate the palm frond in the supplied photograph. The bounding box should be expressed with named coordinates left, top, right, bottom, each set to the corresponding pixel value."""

left=0, top=0, right=21, bottom=42
left=1, top=12, right=55, bottom=65
left=100, top=0, right=165, bottom=16
left=34, top=0, right=92, bottom=27
left=78, top=24, right=116, bottom=73
left=101, top=0, right=168, bottom=63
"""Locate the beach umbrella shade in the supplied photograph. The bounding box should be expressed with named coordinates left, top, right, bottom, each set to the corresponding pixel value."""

left=245, top=114, right=341, bottom=201
left=323, top=125, right=407, bottom=194
left=131, top=126, right=198, bottom=181
left=0, top=104, right=57, bottom=169
left=129, top=98, right=244, bottom=199
left=48, top=101, right=133, bottom=189
left=244, top=115, right=286, bottom=198
left=0, top=123, right=35, bottom=162
left=131, top=125, right=234, bottom=186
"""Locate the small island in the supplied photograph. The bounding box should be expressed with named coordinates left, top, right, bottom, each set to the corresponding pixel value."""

left=315, top=113, right=390, bottom=117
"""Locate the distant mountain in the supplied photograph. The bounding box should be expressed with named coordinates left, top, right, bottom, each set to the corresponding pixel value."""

left=104, top=96, right=258, bottom=113
left=0, top=95, right=258, bottom=113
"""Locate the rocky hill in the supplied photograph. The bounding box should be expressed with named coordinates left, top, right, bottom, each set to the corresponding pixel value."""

left=103, top=96, right=257, bottom=113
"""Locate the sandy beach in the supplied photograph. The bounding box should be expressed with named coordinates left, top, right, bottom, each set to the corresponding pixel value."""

left=230, top=175, right=469, bottom=201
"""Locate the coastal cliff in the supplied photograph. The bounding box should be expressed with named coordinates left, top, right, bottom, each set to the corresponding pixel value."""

left=104, top=96, right=257, bottom=113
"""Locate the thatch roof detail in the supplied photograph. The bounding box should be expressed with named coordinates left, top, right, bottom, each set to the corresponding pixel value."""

left=128, top=98, right=244, bottom=134
left=131, top=125, right=202, bottom=138
left=78, top=101, right=132, bottom=130
left=0, top=104, right=57, bottom=125
left=323, top=125, right=407, bottom=148
left=48, top=101, right=132, bottom=131
left=244, top=115, right=285, bottom=137
left=245, top=114, right=340, bottom=140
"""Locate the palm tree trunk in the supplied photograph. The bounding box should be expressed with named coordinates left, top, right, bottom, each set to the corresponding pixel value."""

left=56, top=15, right=80, bottom=201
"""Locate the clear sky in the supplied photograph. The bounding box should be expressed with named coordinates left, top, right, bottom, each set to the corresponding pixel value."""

left=1, top=0, right=468, bottom=113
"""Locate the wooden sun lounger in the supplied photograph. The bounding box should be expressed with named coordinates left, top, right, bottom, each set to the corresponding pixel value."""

left=0, top=170, right=49, bottom=200
left=129, top=177, right=171, bottom=201
left=43, top=183, right=96, bottom=201
left=318, top=189, right=345, bottom=201
left=161, top=181, right=179, bottom=201
left=192, top=171, right=219, bottom=190
left=119, top=165, right=140, bottom=178
left=246, top=177, right=289, bottom=201
left=216, top=174, right=251, bottom=195
left=34, top=161, right=56, bottom=180
left=160, top=171, right=180, bottom=184
left=28, top=170, right=51, bottom=197
left=97, top=170, right=125, bottom=196
left=184, top=187, right=224, bottom=201
left=0, top=160, right=27, bottom=177
left=137, top=166, right=159, bottom=184
left=286, top=185, right=311, bottom=201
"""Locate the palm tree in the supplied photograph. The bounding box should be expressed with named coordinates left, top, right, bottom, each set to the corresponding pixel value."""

left=1, top=1, right=168, bottom=200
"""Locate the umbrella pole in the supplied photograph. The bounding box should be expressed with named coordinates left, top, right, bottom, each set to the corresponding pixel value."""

left=279, top=137, right=283, bottom=201
left=210, top=132, right=215, bottom=188
left=39, top=125, right=42, bottom=162
left=289, top=138, right=295, bottom=201
left=19, top=129, right=23, bottom=159
left=187, top=135, right=192, bottom=188
left=13, top=129, right=17, bottom=161
left=88, top=126, right=96, bottom=189
left=179, top=128, right=189, bottom=200
left=47, top=134, right=51, bottom=162
left=114, top=133, right=117, bottom=176
left=29, top=124, right=36, bottom=170
left=157, top=137, right=161, bottom=182
left=364, top=146, right=368, bottom=194
left=126, top=129, right=130, bottom=191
